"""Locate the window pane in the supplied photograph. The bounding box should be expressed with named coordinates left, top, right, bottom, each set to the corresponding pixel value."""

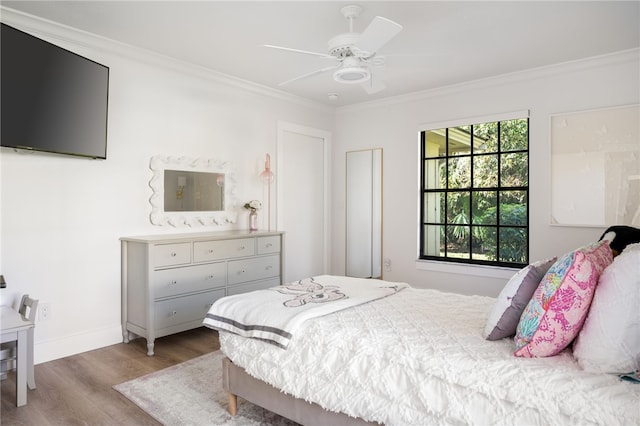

left=424, top=158, right=445, bottom=189
left=500, top=118, right=528, bottom=151
left=472, top=191, right=497, bottom=225
left=499, top=191, right=527, bottom=226
left=447, top=157, right=471, bottom=189
left=472, top=226, right=496, bottom=261
left=446, top=225, right=470, bottom=259
left=424, top=130, right=446, bottom=158
left=446, top=192, right=470, bottom=224
left=423, top=225, right=444, bottom=256
left=448, top=125, right=472, bottom=156
left=500, top=152, right=528, bottom=187
left=473, top=154, right=498, bottom=188
left=423, top=192, right=444, bottom=223
left=499, top=227, right=528, bottom=263
left=473, top=122, right=498, bottom=153
left=419, top=115, right=528, bottom=267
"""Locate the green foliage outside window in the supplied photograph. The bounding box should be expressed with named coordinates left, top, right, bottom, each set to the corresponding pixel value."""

left=421, top=118, right=529, bottom=267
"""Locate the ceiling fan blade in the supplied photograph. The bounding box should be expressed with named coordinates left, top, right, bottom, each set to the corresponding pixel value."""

left=264, top=44, right=334, bottom=59
left=356, top=16, right=403, bottom=55
left=278, top=65, right=339, bottom=86
left=362, top=67, right=386, bottom=94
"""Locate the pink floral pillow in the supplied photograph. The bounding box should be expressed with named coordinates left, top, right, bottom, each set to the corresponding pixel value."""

left=514, top=240, right=613, bottom=358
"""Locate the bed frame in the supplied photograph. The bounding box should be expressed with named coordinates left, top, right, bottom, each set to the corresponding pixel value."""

left=222, top=357, right=378, bottom=426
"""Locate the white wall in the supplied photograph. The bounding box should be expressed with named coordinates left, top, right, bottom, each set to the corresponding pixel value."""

left=0, top=10, right=334, bottom=363
left=331, top=49, right=640, bottom=297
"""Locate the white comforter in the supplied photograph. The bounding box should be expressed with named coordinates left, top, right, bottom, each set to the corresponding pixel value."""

left=220, top=286, right=640, bottom=426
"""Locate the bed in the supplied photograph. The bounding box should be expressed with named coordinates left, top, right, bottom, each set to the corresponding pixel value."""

left=204, top=242, right=640, bottom=426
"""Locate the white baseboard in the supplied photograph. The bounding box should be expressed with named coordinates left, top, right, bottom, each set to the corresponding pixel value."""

left=34, top=324, right=123, bottom=364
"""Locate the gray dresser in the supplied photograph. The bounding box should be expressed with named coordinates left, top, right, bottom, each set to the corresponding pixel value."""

left=120, top=230, right=284, bottom=355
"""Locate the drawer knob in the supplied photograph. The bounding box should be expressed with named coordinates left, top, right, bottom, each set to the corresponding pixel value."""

left=238, top=246, right=245, bottom=251
left=266, top=243, right=273, bottom=248
left=170, top=280, right=177, bottom=286
left=207, top=274, right=215, bottom=280
left=208, top=249, right=214, bottom=254
left=265, top=265, right=273, bottom=270
left=170, top=252, right=177, bottom=257
left=171, top=310, right=177, bottom=316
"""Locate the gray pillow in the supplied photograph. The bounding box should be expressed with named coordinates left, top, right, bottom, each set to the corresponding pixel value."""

left=483, top=257, right=556, bottom=340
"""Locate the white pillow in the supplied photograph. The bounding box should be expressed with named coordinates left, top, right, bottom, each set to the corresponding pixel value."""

left=573, top=243, right=640, bottom=373
left=483, top=257, right=556, bottom=340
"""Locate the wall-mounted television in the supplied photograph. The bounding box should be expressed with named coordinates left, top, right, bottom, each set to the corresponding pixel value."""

left=1, top=23, right=109, bottom=159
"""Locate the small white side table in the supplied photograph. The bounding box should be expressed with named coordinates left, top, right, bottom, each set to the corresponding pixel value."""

left=1, top=306, right=35, bottom=406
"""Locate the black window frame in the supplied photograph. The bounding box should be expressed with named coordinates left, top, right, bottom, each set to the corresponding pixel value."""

left=419, top=118, right=530, bottom=269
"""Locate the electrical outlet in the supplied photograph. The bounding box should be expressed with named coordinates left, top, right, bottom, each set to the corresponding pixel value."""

left=383, top=258, right=392, bottom=271
left=39, top=303, right=51, bottom=322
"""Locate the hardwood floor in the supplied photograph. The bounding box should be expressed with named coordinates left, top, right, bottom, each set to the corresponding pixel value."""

left=1, top=327, right=219, bottom=425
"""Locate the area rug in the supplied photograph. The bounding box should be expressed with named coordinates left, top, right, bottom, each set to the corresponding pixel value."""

left=114, top=351, right=298, bottom=426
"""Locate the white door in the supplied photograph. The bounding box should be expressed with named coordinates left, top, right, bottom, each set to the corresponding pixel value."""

left=277, top=122, right=330, bottom=283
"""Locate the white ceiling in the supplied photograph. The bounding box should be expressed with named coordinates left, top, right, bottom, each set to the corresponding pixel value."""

left=2, top=1, right=639, bottom=107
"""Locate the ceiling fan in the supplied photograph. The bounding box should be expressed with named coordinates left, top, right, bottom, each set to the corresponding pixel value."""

left=265, top=5, right=402, bottom=94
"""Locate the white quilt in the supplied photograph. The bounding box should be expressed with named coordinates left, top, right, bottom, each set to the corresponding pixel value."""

left=220, top=286, right=640, bottom=426
left=204, top=275, right=408, bottom=348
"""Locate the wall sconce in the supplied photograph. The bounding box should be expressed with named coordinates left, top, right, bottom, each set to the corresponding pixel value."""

left=259, top=153, right=275, bottom=231
left=0, top=275, right=6, bottom=289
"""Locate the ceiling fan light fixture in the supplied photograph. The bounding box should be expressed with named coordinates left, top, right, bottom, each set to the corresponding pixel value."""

left=334, top=66, right=370, bottom=84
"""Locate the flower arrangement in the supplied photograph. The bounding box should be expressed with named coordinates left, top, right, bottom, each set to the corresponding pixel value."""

left=244, top=200, right=262, bottom=213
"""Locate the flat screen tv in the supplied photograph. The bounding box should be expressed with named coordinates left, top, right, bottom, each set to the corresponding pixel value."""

left=1, top=23, right=109, bottom=159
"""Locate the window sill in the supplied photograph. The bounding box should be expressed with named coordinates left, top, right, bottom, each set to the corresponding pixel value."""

left=415, top=259, right=518, bottom=280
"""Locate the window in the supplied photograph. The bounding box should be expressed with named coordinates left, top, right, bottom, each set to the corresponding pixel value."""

left=420, top=115, right=529, bottom=268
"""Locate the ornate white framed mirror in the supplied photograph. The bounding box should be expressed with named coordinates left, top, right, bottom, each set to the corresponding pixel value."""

left=149, top=155, right=238, bottom=227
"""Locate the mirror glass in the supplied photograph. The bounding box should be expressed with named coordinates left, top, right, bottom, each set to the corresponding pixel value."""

left=346, top=149, right=382, bottom=278
left=149, top=155, right=238, bottom=227
left=164, top=170, right=225, bottom=212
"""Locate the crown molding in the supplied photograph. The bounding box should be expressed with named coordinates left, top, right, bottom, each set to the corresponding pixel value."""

left=337, top=48, right=640, bottom=114
left=3, top=6, right=637, bottom=115
left=0, top=6, right=333, bottom=114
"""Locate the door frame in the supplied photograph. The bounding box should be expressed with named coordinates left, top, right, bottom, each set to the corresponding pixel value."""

left=276, top=121, right=332, bottom=279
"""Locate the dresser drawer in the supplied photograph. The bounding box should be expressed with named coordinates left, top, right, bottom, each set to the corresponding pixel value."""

left=227, top=277, right=280, bottom=295
left=152, top=262, right=226, bottom=299
left=152, top=243, right=191, bottom=268
left=257, top=236, right=281, bottom=255
left=228, top=255, right=280, bottom=285
left=155, top=289, right=225, bottom=330
left=193, top=238, right=255, bottom=262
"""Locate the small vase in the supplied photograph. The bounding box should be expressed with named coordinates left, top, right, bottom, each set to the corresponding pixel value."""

left=249, top=211, right=258, bottom=231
